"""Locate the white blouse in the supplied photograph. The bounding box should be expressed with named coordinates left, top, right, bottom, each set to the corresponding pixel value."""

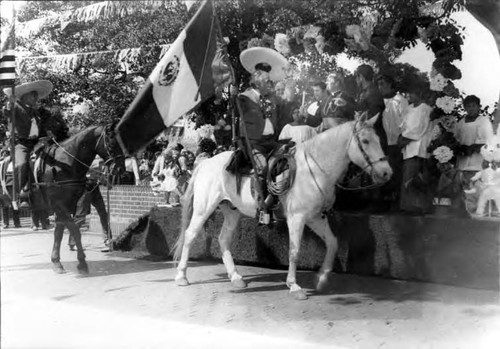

left=454, top=115, right=493, bottom=171
left=400, top=103, right=433, bottom=159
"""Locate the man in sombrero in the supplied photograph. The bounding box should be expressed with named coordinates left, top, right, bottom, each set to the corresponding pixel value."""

left=3, top=80, right=53, bottom=207
left=237, top=47, right=290, bottom=224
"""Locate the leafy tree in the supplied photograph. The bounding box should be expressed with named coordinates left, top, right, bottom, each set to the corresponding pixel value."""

left=0, top=0, right=471, bottom=146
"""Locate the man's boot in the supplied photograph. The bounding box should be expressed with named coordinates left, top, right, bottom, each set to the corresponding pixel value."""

left=257, top=176, right=271, bottom=225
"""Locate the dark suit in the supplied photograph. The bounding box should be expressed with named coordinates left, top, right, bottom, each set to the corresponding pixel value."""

left=3, top=102, right=41, bottom=193
left=237, top=89, right=281, bottom=157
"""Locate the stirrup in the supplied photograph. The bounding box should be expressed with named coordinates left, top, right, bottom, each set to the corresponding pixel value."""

left=258, top=210, right=271, bottom=225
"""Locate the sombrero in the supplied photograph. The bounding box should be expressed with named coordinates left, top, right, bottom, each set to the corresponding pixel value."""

left=3, top=80, right=53, bottom=99
left=240, top=47, right=288, bottom=82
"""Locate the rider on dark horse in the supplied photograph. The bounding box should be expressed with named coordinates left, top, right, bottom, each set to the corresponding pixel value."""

left=2, top=80, right=54, bottom=208
left=2, top=80, right=69, bottom=207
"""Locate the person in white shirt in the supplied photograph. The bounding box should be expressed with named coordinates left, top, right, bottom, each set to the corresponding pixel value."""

left=279, top=107, right=317, bottom=144
left=398, top=80, right=433, bottom=214
left=454, top=95, right=493, bottom=183
left=377, top=74, right=409, bottom=209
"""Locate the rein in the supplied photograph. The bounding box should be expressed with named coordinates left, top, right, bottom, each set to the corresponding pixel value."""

left=336, top=124, right=387, bottom=191
left=304, top=121, right=387, bottom=193
left=37, top=126, right=122, bottom=188
left=50, top=126, right=120, bottom=177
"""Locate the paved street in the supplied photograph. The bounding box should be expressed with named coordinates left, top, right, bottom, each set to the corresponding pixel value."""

left=1, top=219, right=500, bottom=349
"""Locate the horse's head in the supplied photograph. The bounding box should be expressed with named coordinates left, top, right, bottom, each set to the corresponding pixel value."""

left=95, top=122, right=125, bottom=177
left=348, top=112, right=392, bottom=184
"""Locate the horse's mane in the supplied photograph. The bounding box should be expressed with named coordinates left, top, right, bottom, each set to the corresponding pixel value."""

left=59, top=124, right=103, bottom=146
left=300, top=120, right=354, bottom=154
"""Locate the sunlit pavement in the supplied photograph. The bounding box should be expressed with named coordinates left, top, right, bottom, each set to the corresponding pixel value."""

left=1, top=219, right=500, bottom=349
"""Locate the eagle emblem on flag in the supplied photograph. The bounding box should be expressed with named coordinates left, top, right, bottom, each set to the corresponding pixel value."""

left=158, top=55, right=180, bottom=86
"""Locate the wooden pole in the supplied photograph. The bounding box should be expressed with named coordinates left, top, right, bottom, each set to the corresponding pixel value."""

left=8, top=88, right=17, bottom=210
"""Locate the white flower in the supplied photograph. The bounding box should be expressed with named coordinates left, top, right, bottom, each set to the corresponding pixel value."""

left=197, top=124, right=214, bottom=139
left=417, top=26, right=429, bottom=44
left=436, top=96, right=456, bottom=114
left=274, top=33, right=290, bottom=56
left=345, top=24, right=371, bottom=51
left=440, top=115, right=457, bottom=131
left=433, top=145, right=454, bottom=163
left=431, top=125, right=442, bottom=140
left=430, top=73, right=448, bottom=92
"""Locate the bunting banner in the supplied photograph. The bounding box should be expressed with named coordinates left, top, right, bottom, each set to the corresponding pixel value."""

left=116, top=0, right=234, bottom=155
left=0, top=24, right=16, bottom=87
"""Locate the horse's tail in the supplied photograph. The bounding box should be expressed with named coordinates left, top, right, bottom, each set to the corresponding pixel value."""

left=172, top=164, right=200, bottom=261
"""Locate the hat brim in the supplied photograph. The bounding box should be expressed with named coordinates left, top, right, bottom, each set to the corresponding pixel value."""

left=240, top=47, right=288, bottom=82
left=3, top=80, right=53, bottom=99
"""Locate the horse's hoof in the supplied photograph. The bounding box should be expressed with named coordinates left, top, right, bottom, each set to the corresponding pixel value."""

left=77, top=262, right=89, bottom=275
left=290, top=289, right=308, bottom=301
left=53, top=263, right=65, bottom=274
left=316, top=273, right=330, bottom=293
left=231, top=278, right=247, bottom=289
left=175, top=277, right=190, bottom=286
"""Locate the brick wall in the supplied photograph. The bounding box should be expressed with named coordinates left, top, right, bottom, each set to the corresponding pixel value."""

left=88, top=185, right=165, bottom=234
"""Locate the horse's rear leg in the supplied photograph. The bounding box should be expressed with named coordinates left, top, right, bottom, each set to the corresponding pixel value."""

left=66, top=220, right=88, bottom=274
left=218, top=204, right=245, bottom=288
left=306, top=215, right=338, bottom=292
left=175, top=214, right=213, bottom=286
left=51, top=221, right=66, bottom=274
left=286, top=215, right=308, bottom=300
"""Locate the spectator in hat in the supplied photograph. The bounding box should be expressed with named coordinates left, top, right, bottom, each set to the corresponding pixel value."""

left=2, top=80, right=53, bottom=207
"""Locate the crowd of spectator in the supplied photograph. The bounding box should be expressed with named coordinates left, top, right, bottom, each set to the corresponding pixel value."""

left=105, top=62, right=495, bottom=217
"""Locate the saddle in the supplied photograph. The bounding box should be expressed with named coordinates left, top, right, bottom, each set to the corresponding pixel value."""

left=225, top=140, right=297, bottom=220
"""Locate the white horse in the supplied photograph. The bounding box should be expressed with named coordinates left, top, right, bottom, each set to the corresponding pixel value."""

left=173, top=114, right=392, bottom=300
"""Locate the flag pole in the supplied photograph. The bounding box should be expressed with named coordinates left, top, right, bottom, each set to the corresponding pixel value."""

left=9, top=5, right=18, bottom=210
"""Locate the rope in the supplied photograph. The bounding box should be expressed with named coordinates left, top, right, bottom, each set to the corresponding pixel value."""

left=267, top=152, right=296, bottom=196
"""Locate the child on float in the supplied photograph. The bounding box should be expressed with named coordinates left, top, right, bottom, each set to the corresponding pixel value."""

left=159, top=145, right=183, bottom=207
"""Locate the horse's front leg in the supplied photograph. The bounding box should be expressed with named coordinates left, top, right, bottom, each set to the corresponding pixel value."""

left=286, top=215, right=308, bottom=300
left=218, top=205, right=245, bottom=288
left=66, top=219, right=88, bottom=274
left=51, top=220, right=66, bottom=274
left=306, top=215, right=338, bottom=292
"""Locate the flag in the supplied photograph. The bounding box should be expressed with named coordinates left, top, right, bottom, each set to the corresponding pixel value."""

left=0, top=23, right=16, bottom=87
left=116, top=0, right=234, bottom=155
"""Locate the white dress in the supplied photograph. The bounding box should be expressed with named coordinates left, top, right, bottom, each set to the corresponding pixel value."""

left=279, top=124, right=317, bottom=144
left=159, top=166, right=179, bottom=192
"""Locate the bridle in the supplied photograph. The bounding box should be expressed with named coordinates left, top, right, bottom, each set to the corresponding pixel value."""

left=335, top=120, right=388, bottom=191
left=303, top=120, right=387, bottom=196
left=95, top=124, right=124, bottom=170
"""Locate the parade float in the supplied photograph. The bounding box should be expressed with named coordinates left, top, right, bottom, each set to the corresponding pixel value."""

left=2, top=0, right=498, bottom=290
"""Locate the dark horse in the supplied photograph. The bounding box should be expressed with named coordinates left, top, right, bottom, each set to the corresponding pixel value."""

left=37, top=123, right=124, bottom=274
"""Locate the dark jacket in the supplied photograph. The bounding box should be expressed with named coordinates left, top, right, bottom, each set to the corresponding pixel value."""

left=4, top=102, right=40, bottom=140
left=357, top=85, right=387, bottom=151
left=237, top=89, right=280, bottom=141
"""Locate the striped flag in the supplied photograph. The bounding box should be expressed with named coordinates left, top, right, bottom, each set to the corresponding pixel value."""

left=0, top=23, right=16, bottom=87
left=116, top=0, right=234, bottom=155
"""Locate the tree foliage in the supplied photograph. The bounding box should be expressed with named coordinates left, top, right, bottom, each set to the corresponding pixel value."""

left=0, top=0, right=469, bottom=144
